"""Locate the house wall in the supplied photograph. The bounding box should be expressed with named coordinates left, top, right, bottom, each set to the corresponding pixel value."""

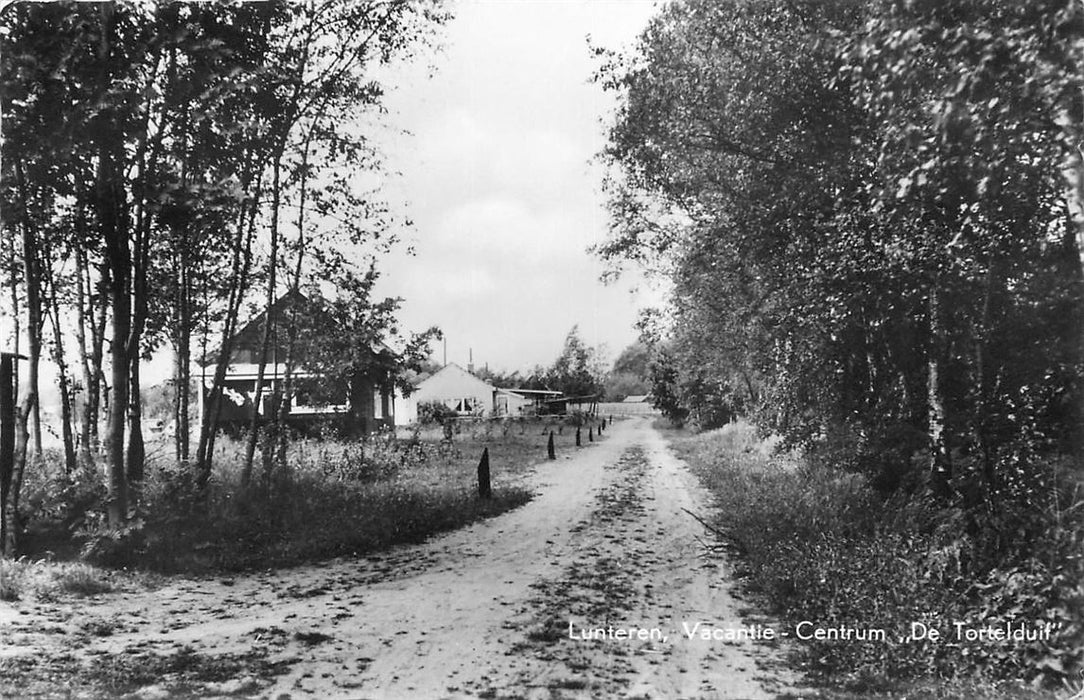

left=204, top=369, right=395, bottom=436
left=346, top=374, right=395, bottom=435
left=495, top=390, right=532, bottom=417
left=202, top=291, right=399, bottom=436
left=394, top=364, right=497, bottom=425
left=395, top=389, right=418, bottom=427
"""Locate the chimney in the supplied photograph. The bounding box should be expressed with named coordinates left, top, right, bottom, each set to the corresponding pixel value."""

left=468, top=347, right=474, bottom=374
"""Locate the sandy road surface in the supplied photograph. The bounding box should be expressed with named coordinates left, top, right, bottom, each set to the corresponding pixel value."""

left=1, top=418, right=796, bottom=699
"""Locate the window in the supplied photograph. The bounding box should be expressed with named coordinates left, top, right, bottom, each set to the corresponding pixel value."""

left=293, top=378, right=348, bottom=412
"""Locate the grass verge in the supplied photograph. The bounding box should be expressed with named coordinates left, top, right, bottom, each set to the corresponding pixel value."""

left=0, top=558, right=113, bottom=602
left=23, top=416, right=601, bottom=576
left=0, top=643, right=289, bottom=699
left=662, top=421, right=1083, bottom=699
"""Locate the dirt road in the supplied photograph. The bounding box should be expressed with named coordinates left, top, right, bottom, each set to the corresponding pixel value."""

left=1, top=418, right=797, bottom=699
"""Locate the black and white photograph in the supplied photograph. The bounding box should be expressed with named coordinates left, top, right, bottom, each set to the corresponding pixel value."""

left=0, top=0, right=1081, bottom=698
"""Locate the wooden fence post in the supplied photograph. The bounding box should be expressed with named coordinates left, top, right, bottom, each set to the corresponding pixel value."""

left=478, top=447, right=491, bottom=499
left=575, top=427, right=581, bottom=447
left=547, top=431, right=555, bottom=460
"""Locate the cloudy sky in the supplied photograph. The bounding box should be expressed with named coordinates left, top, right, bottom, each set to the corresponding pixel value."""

left=373, top=0, right=665, bottom=374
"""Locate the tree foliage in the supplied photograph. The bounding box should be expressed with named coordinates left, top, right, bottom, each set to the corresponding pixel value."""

left=598, top=0, right=1084, bottom=682
left=0, top=0, right=448, bottom=546
left=600, top=0, right=1082, bottom=485
left=545, top=326, right=605, bottom=399
left=604, top=341, right=650, bottom=401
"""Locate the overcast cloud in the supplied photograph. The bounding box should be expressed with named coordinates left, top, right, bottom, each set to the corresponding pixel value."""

left=374, top=0, right=665, bottom=373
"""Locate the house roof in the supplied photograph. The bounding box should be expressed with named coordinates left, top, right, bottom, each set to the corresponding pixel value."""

left=623, top=394, right=650, bottom=403
left=201, top=364, right=322, bottom=381
left=203, top=289, right=397, bottom=368
left=232, top=288, right=310, bottom=341
left=504, top=388, right=562, bottom=397
left=544, top=394, right=599, bottom=404
left=413, top=363, right=497, bottom=398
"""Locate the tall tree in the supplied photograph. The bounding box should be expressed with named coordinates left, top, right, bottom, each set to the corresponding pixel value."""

left=546, top=326, right=605, bottom=399
left=1, top=0, right=448, bottom=527
left=597, top=0, right=1082, bottom=499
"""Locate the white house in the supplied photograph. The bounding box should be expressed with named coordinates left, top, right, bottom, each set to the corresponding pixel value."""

left=395, top=364, right=565, bottom=425
left=396, top=363, right=499, bottom=425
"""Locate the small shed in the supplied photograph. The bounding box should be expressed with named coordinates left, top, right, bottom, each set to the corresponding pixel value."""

left=498, top=388, right=562, bottom=416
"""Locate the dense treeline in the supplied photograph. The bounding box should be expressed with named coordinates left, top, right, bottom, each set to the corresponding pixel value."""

left=599, top=0, right=1083, bottom=687
left=0, top=1, right=445, bottom=555
left=475, top=326, right=609, bottom=399
left=601, top=0, right=1081, bottom=515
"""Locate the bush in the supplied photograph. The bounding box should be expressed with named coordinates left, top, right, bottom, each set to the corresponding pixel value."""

left=417, top=400, right=458, bottom=425
left=79, top=520, right=149, bottom=569
left=11, top=420, right=553, bottom=582
left=563, top=410, right=591, bottom=427
left=22, top=452, right=108, bottom=533
left=0, top=558, right=113, bottom=602
left=53, top=425, right=543, bottom=573
left=669, top=422, right=1084, bottom=691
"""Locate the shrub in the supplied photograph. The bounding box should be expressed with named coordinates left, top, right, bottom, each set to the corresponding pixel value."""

left=79, top=520, right=148, bottom=569
left=22, top=452, right=108, bottom=533
left=669, top=422, right=1084, bottom=691
left=417, top=400, right=457, bottom=425
left=55, top=422, right=547, bottom=574
left=0, top=558, right=113, bottom=601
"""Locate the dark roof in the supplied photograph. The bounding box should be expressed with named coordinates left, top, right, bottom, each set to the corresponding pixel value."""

left=544, top=394, right=599, bottom=404
left=203, top=289, right=397, bottom=367
left=233, top=288, right=310, bottom=341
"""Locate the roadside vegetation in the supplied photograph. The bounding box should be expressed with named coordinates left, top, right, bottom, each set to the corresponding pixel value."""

left=598, top=0, right=1084, bottom=694
left=666, top=422, right=1083, bottom=698
left=11, top=417, right=604, bottom=579
left=0, top=414, right=610, bottom=698
left=0, top=557, right=113, bottom=602
left=0, top=1, right=448, bottom=561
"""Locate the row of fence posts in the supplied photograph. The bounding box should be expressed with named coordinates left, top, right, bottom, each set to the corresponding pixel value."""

left=478, top=416, right=612, bottom=499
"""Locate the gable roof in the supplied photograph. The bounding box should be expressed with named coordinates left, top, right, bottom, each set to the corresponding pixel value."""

left=233, top=288, right=311, bottom=343
left=204, top=289, right=396, bottom=369
left=503, top=388, right=562, bottom=396
left=413, top=363, right=497, bottom=398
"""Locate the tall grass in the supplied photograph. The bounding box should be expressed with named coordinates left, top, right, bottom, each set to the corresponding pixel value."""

left=0, top=558, right=113, bottom=602
left=668, top=422, right=1084, bottom=694
left=23, top=420, right=589, bottom=574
